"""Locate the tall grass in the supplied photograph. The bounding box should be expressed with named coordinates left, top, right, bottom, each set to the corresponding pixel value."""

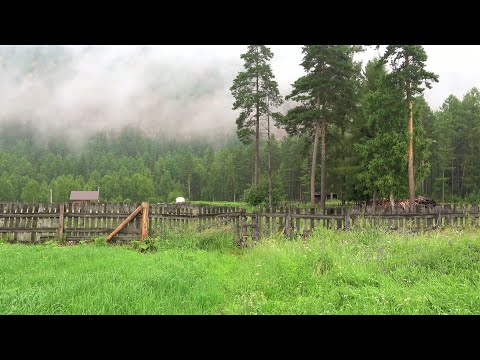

left=0, top=227, right=479, bottom=314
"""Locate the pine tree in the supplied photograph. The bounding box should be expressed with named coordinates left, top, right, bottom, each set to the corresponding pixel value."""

left=380, top=46, right=438, bottom=211
left=282, top=45, right=362, bottom=209
left=230, top=45, right=282, bottom=186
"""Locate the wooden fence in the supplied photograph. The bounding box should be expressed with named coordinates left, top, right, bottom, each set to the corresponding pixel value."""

left=1, top=202, right=479, bottom=244
left=0, top=203, right=241, bottom=243
left=240, top=204, right=480, bottom=239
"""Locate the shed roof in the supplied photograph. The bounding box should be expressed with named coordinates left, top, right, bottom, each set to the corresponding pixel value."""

left=70, top=191, right=99, bottom=201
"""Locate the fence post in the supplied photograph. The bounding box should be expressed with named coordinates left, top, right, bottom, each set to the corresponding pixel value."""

left=436, top=205, right=442, bottom=229
left=257, top=206, right=262, bottom=240
left=141, top=202, right=149, bottom=241
left=285, top=207, right=291, bottom=236
left=344, top=208, right=350, bottom=231
left=58, top=203, right=65, bottom=239
left=310, top=207, right=315, bottom=231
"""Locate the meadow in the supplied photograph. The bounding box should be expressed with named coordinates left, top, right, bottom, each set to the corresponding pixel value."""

left=0, top=226, right=479, bottom=314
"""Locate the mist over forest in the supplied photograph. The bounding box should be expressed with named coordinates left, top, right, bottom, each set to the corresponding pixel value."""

left=0, top=45, right=289, bottom=147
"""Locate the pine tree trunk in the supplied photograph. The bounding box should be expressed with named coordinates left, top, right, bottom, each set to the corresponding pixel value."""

left=408, top=97, right=415, bottom=211
left=442, top=169, right=445, bottom=203
left=267, top=97, right=273, bottom=208
left=341, top=125, right=346, bottom=206
left=310, top=120, right=320, bottom=208
left=406, top=55, right=415, bottom=212
left=254, top=74, right=260, bottom=185
left=320, top=113, right=327, bottom=211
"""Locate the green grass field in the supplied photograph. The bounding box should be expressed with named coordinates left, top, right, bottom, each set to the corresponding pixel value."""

left=1, top=227, right=479, bottom=314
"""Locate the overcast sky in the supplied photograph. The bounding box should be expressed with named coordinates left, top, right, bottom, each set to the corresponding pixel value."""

left=185, top=45, right=480, bottom=111
left=63, top=45, right=480, bottom=111
left=1, top=45, right=479, bottom=143
left=69, top=45, right=478, bottom=110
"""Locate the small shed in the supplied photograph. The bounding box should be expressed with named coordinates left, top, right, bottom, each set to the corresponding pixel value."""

left=70, top=191, right=100, bottom=204
left=314, top=192, right=338, bottom=202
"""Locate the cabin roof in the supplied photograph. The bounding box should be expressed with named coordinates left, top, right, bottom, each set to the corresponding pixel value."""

left=70, top=191, right=99, bottom=201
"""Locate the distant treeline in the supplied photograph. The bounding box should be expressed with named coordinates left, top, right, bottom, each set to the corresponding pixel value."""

left=1, top=83, right=480, bottom=206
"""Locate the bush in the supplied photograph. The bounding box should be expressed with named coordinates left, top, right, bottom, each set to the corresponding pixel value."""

left=242, top=176, right=285, bottom=207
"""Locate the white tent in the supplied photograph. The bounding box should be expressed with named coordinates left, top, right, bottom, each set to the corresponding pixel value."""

left=175, top=197, right=185, bottom=203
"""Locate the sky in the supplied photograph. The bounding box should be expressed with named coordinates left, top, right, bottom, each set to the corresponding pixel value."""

left=1, top=45, right=479, bottom=144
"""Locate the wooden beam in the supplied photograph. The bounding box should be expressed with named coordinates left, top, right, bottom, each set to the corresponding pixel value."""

left=106, top=204, right=143, bottom=242
left=141, top=202, right=149, bottom=241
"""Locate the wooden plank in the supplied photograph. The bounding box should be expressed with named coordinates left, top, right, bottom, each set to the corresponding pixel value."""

left=18, top=204, right=27, bottom=229
left=72, top=202, right=79, bottom=237
left=279, top=207, right=284, bottom=230
left=12, top=203, right=19, bottom=242
left=310, top=208, right=315, bottom=231
left=415, top=205, right=421, bottom=231
left=470, top=206, right=475, bottom=227
left=272, top=207, right=276, bottom=234
left=149, top=204, right=155, bottom=236
left=58, top=203, right=65, bottom=239
left=444, top=204, right=451, bottom=227
left=123, top=203, right=131, bottom=235
left=335, top=207, right=342, bottom=230
left=87, top=203, right=93, bottom=239
left=345, top=208, right=350, bottom=231
left=285, top=207, right=291, bottom=236
left=0, top=227, right=65, bottom=232
left=258, top=207, right=263, bottom=238
left=265, top=207, right=270, bottom=236
left=295, top=208, right=301, bottom=232
left=6, top=203, right=13, bottom=230
left=453, top=204, right=458, bottom=227
left=134, top=203, right=142, bottom=237
left=29, top=204, right=37, bottom=242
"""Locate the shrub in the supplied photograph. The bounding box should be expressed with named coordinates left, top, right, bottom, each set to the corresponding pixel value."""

left=242, top=176, right=285, bottom=207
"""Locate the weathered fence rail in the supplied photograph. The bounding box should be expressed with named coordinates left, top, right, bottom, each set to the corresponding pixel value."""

left=0, top=202, right=479, bottom=244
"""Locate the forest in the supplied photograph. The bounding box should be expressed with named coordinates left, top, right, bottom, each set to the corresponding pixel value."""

left=0, top=45, right=479, bottom=206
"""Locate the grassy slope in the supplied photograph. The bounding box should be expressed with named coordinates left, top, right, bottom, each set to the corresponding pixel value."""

left=0, top=227, right=479, bottom=314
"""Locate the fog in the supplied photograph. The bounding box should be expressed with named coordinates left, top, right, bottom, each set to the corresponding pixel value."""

left=1, top=45, right=477, bottom=148
left=0, top=45, right=253, bottom=145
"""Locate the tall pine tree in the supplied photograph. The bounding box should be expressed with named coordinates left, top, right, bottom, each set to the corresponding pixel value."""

left=230, top=45, right=282, bottom=186
left=282, top=45, right=361, bottom=208
left=380, top=46, right=438, bottom=211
